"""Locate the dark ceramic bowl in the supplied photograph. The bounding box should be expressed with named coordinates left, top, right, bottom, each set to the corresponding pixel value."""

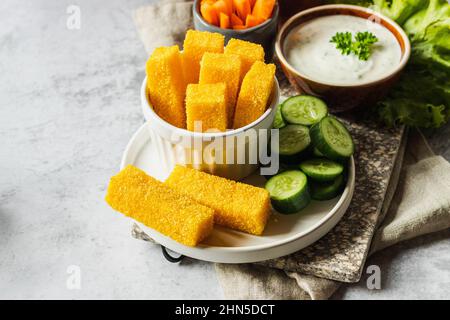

left=276, top=4, right=411, bottom=113
left=193, top=0, right=279, bottom=61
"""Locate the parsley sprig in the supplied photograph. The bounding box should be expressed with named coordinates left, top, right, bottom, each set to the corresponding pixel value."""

left=330, top=31, right=378, bottom=61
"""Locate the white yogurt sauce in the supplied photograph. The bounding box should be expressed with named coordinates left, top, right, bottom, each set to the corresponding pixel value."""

left=284, top=15, right=402, bottom=85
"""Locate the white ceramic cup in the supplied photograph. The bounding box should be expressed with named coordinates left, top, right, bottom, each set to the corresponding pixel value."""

left=141, top=76, right=280, bottom=180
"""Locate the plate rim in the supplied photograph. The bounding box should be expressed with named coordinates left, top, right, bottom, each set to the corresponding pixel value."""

left=120, top=122, right=355, bottom=254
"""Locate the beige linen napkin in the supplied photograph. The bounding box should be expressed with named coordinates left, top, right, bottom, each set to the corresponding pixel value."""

left=133, top=1, right=450, bottom=300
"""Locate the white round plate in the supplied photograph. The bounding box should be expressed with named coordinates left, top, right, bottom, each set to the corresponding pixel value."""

left=121, top=122, right=355, bottom=263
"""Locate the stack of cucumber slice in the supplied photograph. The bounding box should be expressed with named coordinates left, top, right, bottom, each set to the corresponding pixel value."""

left=266, top=95, right=354, bottom=214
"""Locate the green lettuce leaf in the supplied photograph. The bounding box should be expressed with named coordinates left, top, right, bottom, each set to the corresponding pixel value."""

left=377, top=65, right=449, bottom=128
left=403, top=0, right=450, bottom=38
left=410, top=18, right=450, bottom=71
left=372, top=0, right=428, bottom=25
left=378, top=100, right=446, bottom=128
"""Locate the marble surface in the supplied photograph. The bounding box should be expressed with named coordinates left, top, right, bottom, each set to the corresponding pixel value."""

left=0, top=0, right=449, bottom=299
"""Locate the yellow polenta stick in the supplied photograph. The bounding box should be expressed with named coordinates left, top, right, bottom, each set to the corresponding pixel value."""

left=146, top=45, right=186, bottom=128
left=165, top=165, right=271, bottom=235
left=224, top=38, right=265, bottom=82
left=199, top=53, right=242, bottom=127
left=183, top=30, right=224, bottom=84
left=233, top=61, right=275, bottom=129
left=186, top=83, right=228, bottom=132
left=105, top=165, right=214, bottom=247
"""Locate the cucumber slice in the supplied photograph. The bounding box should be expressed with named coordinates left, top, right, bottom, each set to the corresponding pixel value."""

left=273, top=104, right=286, bottom=129
left=299, top=158, right=344, bottom=182
left=277, top=124, right=310, bottom=156
left=281, top=95, right=328, bottom=126
left=310, top=116, right=354, bottom=161
left=276, top=124, right=311, bottom=164
left=265, top=170, right=310, bottom=214
left=310, top=174, right=345, bottom=201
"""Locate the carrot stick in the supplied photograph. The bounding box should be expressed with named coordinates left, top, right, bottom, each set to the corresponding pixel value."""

left=223, top=0, right=234, bottom=16
left=201, top=2, right=219, bottom=26
left=230, top=13, right=243, bottom=27
left=232, top=24, right=246, bottom=30
left=213, top=0, right=231, bottom=16
left=252, top=0, right=275, bottom=20
left=245, top=14, right=263, bottom=28
left=201, top=0, right=216, bottom=6
left=219, top=12, right=230, bottom=29
left=233, top=0, right=251, bottom=21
